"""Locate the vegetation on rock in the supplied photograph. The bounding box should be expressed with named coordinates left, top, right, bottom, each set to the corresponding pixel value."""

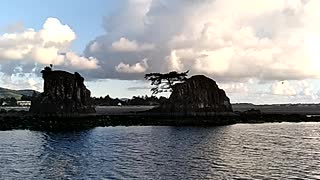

left=145, top=70, right=189, bottom=94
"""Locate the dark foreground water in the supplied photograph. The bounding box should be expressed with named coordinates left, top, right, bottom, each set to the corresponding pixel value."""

left=1, top=123, right=320, bottom=179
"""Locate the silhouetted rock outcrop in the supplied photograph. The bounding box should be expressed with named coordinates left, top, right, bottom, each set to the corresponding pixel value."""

left=30, top=67, right=95, bottom=114
left=153, top=75, right=233, bottom=114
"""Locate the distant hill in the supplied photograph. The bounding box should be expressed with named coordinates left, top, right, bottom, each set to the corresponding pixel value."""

left=0, top=87, right=40, bottom=99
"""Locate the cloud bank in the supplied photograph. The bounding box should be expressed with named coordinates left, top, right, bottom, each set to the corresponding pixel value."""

left=85, top=0, right=320, bottom=83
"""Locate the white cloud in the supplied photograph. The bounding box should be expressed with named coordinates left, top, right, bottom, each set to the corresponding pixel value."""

left=86, top=0, right=320, bottom=81
left=270, top=80, right=319, bottom=99
left=40, top=17, right=76, bottom=45
left=111, top=37, right=137, bottom=52
left=110, top=37, right=154, bottom=52
left=27, top=78, right=41, bottom=91
left=0, top=17, right=99, bottom=70
left=166, top=50, right=184, bottom=71
left=297, top=81, right=318, bottom=100
left=65, top=52, right=99, bottom=70
left=271, top=81, right=297, bottom=96
left=29, top=47, right=64, bottom=65
left=115, top=58, right=148, bottom=73
left=78, top=0, right=320, bottom=102
left=0, top=72, right=42, bottom=91
left=221, top=82, right=249, bottom=94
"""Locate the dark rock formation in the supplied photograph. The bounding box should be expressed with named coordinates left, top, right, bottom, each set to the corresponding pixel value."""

left=29, top=68, right=95, bottom=114
left=153, top=75, right=233, bottom=114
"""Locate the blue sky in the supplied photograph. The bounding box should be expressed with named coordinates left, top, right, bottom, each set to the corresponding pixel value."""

left=0, top=0, right=116, bottom=52
left=1, top=0, right=320, bottom=104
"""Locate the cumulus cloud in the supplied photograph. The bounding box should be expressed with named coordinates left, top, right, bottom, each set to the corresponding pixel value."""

left=111, top=37, right=154, bottom=52
left=115, top=58, right=148, bottom=73
left=0, top=17, right=99, bottom=71
left=270, top=80, right=318, bottom=99
left=64, top=52, right=99, bottom=70
left=40, top=18, right=76, bottom=45
left=297, top=80, right=317, bottom=99
left=220, top=82, right=249, bottom=94
left=85, top=0, right=320, bottom=82
left=271, top=81, right=297, bottom=96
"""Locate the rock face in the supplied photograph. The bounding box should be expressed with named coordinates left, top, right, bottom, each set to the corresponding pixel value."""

left=156, top=75, right=232, bottom=114
left=29, top=68, right=95, bottom=114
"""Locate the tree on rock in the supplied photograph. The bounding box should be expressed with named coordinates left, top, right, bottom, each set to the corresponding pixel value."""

left=145, top=70, right=189, bottom=94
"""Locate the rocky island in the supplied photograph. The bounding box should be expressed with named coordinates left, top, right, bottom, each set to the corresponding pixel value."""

left=30, top=67, right=95, bottom=115
left=151, top=75, right=233, bottom=115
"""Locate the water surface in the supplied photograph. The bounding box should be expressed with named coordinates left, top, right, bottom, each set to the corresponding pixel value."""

left=1, top=123, right=320, bottom=179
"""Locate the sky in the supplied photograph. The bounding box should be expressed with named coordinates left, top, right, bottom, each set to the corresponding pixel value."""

left=1, top=0, right=320, bottom=104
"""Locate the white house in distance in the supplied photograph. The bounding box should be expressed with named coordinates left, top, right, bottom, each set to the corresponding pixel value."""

left=16, top=101, right=31, bottom=106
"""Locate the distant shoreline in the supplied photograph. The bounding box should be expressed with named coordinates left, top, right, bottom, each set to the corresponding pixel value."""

left=3, top=104, right=320, bottom=115
left=0, top=107, right=319, bottom=131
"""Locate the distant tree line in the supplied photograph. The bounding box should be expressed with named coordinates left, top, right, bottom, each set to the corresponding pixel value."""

left=0, top=97, right=17, bottom=106
left=92, top=70, right=189, bottom=106
left=0, top=94, right=168, bottom=107
left=91, top=95, right=168, bottom=106
left=91, top=95, right=122, bottom=106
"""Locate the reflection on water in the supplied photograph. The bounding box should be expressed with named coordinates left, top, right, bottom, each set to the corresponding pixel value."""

left=39, top=131, right=92, bottom=179
left=1, top=123, right=320, bottom=179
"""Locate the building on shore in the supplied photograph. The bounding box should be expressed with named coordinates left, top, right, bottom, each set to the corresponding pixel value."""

left=17, top=101, right=31, bottom=106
